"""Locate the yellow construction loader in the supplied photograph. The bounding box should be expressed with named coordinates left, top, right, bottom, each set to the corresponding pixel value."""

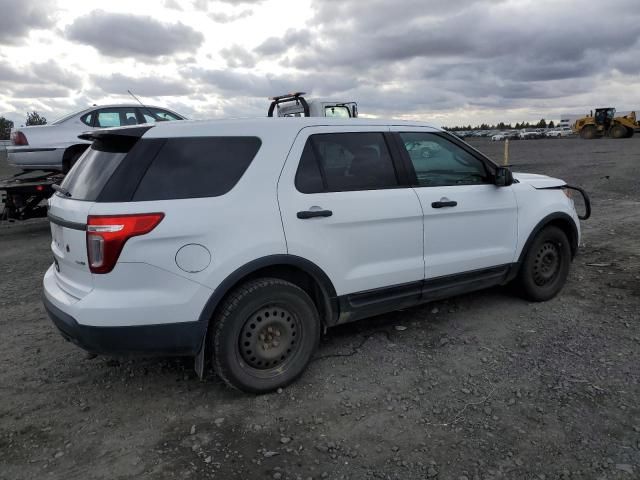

left=573, top=108, right=638, bottom=139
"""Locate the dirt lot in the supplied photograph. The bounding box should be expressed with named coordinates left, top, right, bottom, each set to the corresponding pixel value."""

left=1, top=136, right=639, bottom=480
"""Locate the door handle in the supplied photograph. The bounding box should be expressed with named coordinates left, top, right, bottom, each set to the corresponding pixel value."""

left=297, top=210, right=333, bottom=219
left=431, top=200, right=457, bottom=208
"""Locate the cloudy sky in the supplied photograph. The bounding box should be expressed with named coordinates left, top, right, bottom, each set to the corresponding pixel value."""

left=1, top=0, right=639, bottom=127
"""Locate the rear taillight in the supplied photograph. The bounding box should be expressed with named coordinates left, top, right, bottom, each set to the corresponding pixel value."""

left=86, top=213, right=164, bottom=274
left=11, top=131, right=28, bottom=146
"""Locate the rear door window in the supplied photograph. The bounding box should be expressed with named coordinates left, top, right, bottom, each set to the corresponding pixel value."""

left=95, top=108, right=139, bottom=127
left=133, top=137, right=261, bottom=200
left=295, top=132, right=398, bottom=192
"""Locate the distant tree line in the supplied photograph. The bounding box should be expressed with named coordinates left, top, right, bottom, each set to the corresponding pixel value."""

left=444, top=118, right=555, bottom=131
left=0, top=111, right=48, bottom=140
left=0, top=117, right=13, bottom=140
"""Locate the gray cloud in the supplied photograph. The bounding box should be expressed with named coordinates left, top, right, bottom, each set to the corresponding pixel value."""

left=255, top=30, right=311, bottom=57
left=12, top=85, right=71, bottom=99
left=0, top=0, right=53, bottom=45
left=209, top=9, right=253, bottom=23
left=259, top=0, right=640, bottom=115
left=0, top=60, right=82, bottom=91
left=220, top=45, right=256, bottom=68
left=194, top=0, right=263, bottom=11
left=190, top=67, right=360, bottom=99
left=93, top=74, right=190, bottom=97
left=66, top=10, right=204, bottom=59
left=164, top=0, right=183, bottom=10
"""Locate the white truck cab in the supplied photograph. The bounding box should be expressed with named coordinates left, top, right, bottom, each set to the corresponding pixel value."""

left=268, top=92, right=358, bottom=119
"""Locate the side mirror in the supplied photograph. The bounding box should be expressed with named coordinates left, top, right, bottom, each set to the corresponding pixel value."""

left=494, top=166, right=513, bottom=187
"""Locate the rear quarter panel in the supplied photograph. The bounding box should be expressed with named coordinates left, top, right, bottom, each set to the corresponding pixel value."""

left=87, top=127, right=294, bottom=291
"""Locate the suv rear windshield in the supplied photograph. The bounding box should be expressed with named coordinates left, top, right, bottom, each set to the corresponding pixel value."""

left=60, top=136, right=261, bottom=202
left=59, top=147, right=126, bottom=201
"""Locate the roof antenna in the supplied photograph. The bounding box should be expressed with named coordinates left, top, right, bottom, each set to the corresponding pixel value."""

left=127, top=89, right=156, bottom=121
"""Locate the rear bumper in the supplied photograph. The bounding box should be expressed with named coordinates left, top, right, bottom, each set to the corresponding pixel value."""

left=42, top=263, right=211, bottom=356
left=43, top=294, right=204, bottom=356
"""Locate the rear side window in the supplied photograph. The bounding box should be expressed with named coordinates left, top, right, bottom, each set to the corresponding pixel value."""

left=295, top=132, right=398, bottom=193
left=80, top=112, right=93, bottom=126
left=60, top=146, right=126, bottom=201
left=133, top=137, right=261, bottom=201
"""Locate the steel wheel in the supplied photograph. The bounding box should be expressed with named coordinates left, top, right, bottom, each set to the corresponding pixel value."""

left=516, top=225, right=572, bottom=302
left=239, top=305, right=301, bottom=373
left=532, top=242, right=560, bottom=286
left=212, top=278, right=321, bottom=393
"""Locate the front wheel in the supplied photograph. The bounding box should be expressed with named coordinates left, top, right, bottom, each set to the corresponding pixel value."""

left=516, top=226, right=572, bottom=302
left=212, top=278, right=321, bottom=393
left=580, top=125, right=597, bottom=139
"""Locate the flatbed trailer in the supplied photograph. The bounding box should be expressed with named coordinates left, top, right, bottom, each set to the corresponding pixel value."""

left=0, top=171, right=63, bottom=221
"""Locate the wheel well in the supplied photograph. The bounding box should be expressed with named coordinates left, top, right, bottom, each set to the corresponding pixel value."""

left=210, top=264, right=335, bottom=329
left=62, top=144, right=89, bottom=169
left=547, top=218, right=578, bottom=257
left=522, top=216, right=578, bottom=261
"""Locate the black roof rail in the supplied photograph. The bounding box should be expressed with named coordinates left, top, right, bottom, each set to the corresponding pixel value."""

left=267, top=92, right=310, bottom=117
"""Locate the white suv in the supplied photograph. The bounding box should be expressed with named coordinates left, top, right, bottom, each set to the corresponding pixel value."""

left=43, top=118, right=589, bottom=393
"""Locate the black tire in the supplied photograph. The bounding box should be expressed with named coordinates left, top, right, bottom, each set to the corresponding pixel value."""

left=580, top=125, right=597, bottom=139
left=63, top=151, right=83, bottom=174
left=212, top=278, right=321, bottom=393
left=610, top=124, right=627, bottom=139
left=516, top=226, right=572, bottom=302
left=625, top=127, right=634, bottom=138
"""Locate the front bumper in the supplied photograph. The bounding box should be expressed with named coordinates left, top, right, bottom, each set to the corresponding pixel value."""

left=43, top=294, right=204, bottom=356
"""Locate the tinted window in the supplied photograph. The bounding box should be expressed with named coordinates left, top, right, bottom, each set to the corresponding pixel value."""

left=399, top=132, right=489, bottom=187
left=151, top=108, right=182, bottom=121
left=295, top=141, right=324, bottom=193
left=140, top=108, right=183, bottom=123
left=133, top=137, right=261, bottom=200
left=296, top=133, right=398, bottom=192
left=60, top=147, right=126, bottom=201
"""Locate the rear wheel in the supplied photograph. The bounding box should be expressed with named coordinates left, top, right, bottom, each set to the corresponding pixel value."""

left=625, top=127, right=634, bottom=138
left=212, top=278, right=321, bottom=393
left=517, top=226, right=571, bottom=302
left=610, top=124, right=627, bottom=139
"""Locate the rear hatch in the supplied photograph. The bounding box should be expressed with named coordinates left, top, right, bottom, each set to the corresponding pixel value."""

left=47, top=136, right=134, bottom=299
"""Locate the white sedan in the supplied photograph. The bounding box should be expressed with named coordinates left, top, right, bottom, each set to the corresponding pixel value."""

left=545, top=127, right=573, bottom=138
left=8, top=104, right=185, bottom=172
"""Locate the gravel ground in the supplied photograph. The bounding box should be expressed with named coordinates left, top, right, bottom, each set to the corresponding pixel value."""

left=1, top=136, right=639, bottom=480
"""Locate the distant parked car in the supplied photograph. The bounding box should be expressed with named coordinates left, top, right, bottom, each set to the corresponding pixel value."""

left=491, top=133, right=508, bottom=141
left=519, top=129, right=542, bottom=140
left=545, top=127, right=573, bottom=138
left=7, top=104, right=186, bottom=172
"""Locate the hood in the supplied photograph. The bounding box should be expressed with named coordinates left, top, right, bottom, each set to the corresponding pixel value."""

left=513, top=172, right=566, bottom=189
